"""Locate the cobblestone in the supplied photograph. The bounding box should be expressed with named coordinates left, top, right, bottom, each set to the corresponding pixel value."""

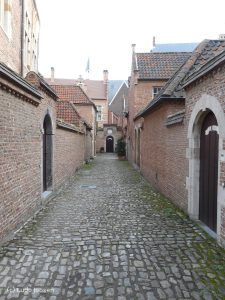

left=0, top=153, right=225, bottom=299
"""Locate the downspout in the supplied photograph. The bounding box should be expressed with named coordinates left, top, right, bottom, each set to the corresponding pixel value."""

left=20, top=0, right=24, bottom=77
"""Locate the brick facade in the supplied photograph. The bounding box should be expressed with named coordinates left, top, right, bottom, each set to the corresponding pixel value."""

left=127, top=78, right=167, bottom=162
left=139, top=101, right=187, bottom=210
left=0, top=0, right=21, bottom=73
left=133, top=40, right=225, bottom=246
left=0, top=0, right=39, bottom=76
left=0, top=67, right=86, bottom=242
left=54, top=128, right=85, bottom=188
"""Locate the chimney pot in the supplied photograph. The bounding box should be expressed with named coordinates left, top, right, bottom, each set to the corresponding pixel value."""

left=50, top=67, right=54, bottom=82
left=103, top=70, right=108, bottom=83
left=153, top=36, right=156, bottom=47
left=132, top=44, right=136, bottom=53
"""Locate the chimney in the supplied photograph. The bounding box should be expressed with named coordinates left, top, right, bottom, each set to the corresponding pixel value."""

left=219, top=34, right=225, bottom=40
left=103, top=70, right=108, bottom=84
left=153, top=36, right=156, bottom=47
left=50, top=67, right=55, bottom=82
left=131, top=44, right=136, bottom=54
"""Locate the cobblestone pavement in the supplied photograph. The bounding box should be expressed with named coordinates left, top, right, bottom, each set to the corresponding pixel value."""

left=0, top=154, right=225, bottom=300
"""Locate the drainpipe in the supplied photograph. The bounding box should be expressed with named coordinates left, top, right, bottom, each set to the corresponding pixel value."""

left=20, top=0, right=24, bottom=77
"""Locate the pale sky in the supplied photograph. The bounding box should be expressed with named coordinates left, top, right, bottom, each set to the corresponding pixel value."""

left=36, top=0, right=225, bottom=80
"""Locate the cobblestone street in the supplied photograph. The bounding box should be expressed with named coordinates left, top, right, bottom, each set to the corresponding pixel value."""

left=0, top=153, right=225, bottom=300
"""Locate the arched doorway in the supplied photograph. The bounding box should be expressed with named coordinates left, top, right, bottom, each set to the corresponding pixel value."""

left=43, top=114, right=53, bottom=192
left=199, top=111, right=219, bottom=232
left=106, top=136, right=114, bottom=152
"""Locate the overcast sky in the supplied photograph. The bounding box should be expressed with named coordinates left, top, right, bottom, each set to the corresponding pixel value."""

left=36, top=0, right=225, bottom=80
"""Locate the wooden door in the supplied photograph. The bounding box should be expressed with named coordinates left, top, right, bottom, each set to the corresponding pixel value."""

left=199, top=112, right=218, bottom=232
left=106, top=136, right=114, bottom=152
left=43, top=115, right=52, bottom=191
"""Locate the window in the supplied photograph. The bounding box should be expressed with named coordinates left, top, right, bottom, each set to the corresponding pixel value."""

left=0, top=0, right=4, bottom=26
left=0, top=0, right=12, bottom=37
left=152, top=86, right=162, bottom=99
left=96, top=105, right=103, bottom=121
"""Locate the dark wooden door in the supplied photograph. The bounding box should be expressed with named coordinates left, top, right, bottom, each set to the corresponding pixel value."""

left=199, top=112, right=218, bottom=232
left=43, top=115, right=52, bottom=191
left=137, top=129, right=141, bottom=167
left=106, top=136, right=114, bottom=152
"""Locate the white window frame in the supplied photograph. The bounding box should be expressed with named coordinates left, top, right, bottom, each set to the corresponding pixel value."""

left=0, top=0, right=4, bottom=27
left=96, top=105, right=103, bottom=121
left=0, top=0, right=12, bottom=37
left=152, top=86, right=162, bottom=98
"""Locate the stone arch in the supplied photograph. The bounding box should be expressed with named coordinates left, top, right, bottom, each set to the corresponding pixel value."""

left=187, top=93, right=225, bottom=238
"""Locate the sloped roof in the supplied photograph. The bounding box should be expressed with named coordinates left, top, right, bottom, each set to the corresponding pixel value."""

left=108, top=80, right=124, bottom=102
left=57, top=101, right=81, bottom=127
left=137, top=39, right=225, bottom=118
left=0, top=63, right=42, bottom=102
left=46, top=78, right=107, bottom=100
left=84, top=79, right=106, bottom=100
left=51, top=84, right=95, bottom=106
left=182, top=39, right=225, bottom=86
left=151, top=43, right=198, bottom=53
left=136, top=52, right=191, bottom=80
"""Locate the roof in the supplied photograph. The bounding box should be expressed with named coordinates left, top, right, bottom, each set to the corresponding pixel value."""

left=137, top=39, right=225, bottom=118
left=151, top=43, right=198, bottom=53
left=109, top=81, right=129, bottom=116
left=182, top=39, right=225, bottom=86
left=50, top=84, right=95, bottom=107
left=136, top=52, right=191, bottom=79
left=57, top=101, right=81, bottom=127
left=46, top=78, right=107, bottom=100
left=0, top=63, right=42, bottom=100
left=84, top=79, right=107, bottom=100
left=108, top=80, right=124, bottom=102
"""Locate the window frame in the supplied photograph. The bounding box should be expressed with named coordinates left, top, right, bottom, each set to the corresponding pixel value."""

left=152, top=86, right=163, bottom=99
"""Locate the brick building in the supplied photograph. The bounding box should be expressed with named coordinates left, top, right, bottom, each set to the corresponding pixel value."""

left=46, top=75, right=97, bottom=157
left=133, top=39, right=225, bottom=246
left=47, top=70, right=110, bottom=153
left=0, top=0, right=39, bottom=76
left=127, top=44, right=191, bottom=164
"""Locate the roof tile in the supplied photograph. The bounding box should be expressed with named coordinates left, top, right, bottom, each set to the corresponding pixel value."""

left=136, top=52, right=191, bottom=79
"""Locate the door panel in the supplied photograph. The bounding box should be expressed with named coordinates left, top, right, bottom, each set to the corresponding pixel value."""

left=199, top=112, right=218, bottom=232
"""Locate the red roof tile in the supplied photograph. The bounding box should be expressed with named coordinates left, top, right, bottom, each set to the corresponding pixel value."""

left=51, top=84, right=94, bottom=105
left=57, top=101, right=81, bottom=127
left=46, top=78, right=107, bottom=100
left=136, top=52, right=191, bottom=79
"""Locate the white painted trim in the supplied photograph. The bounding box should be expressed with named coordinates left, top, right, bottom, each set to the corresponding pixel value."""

left=187, top=93, right=225, bottom=242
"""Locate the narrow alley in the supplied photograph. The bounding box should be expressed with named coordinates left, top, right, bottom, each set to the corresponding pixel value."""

left=0, top=154, right=225, bottom=300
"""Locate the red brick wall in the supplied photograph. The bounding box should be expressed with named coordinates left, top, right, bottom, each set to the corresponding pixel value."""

left=54, top=128, right=84, bottom=188
left=127, top=77, right=167, bottom=162
left=0, top=87, right=43, bottom=241
left=0, top=75, right=86, bottom=241
left=140, top=101, right=188, bottom=210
